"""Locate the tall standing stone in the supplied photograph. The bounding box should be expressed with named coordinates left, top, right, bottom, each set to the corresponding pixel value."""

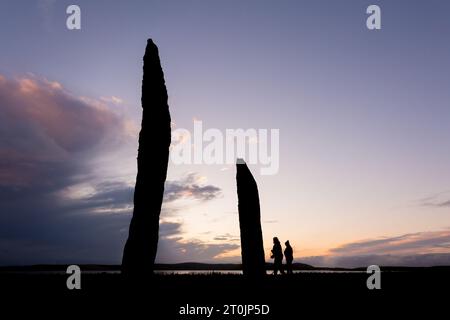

left=236, top=159, right=266, bottom=277
left=122, top=39, right=171, bottom=275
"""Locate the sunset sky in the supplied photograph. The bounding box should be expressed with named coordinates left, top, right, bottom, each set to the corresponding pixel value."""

left=1, top=0, right=450, bottom=267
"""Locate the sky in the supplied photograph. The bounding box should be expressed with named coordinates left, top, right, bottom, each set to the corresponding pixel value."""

left=1, top=0, right=450, bottom=267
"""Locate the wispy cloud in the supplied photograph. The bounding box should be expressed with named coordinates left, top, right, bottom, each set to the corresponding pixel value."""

left=423, top=199, right=450, bottom=208
left=301, top=253, right=450, bottom=268
left=164, top=173, right=221, bottom=203
left=329, top=230, right=450, bottom=256
left=298, top=230, right=450, bottom=268
left=213, top=233, right=240, bottom=242
left=156, top=221, right=239, bottom=263
left=58, top=172, right=222, bottom=217
left=418, top=191, right=450, bottom=208
left=101, top=96, right=125, bottom=105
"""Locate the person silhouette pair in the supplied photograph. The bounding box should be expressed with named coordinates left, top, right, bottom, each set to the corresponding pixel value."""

left=270, top=237, right=294, bottom=275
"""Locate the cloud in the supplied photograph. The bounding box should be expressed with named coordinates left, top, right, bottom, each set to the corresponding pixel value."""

left=419, top=191, right=450, bottom=208
left=159, top=222, right=183, bottom=237
left=0, top=195, right=131, bottom=265
left=300, top=253, right=450, bottom=268
left=298, top=230, right=450, bottom=268
left=0, top=75, right=228, bottom=265
left=164, top=173, right=221, bottom=203
left=0, top=74, right=132, bottom=190
left=61, top=181, right=135, bottom=215
left=59, top=172, right=222, bottom=217
left=101, top=96, right=125, bottom=105
left=423, top=200, right=450, bottom=208
left=213, top=233, right=240, bottom=242
left=328, top=230, right=450, bottom=256
left=156, top=221, right=239, bottom=263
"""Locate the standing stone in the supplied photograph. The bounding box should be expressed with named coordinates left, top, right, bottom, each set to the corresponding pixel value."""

left=122, top=39, right=171, bottom=275
left=236, top=159, right=266, bottom=277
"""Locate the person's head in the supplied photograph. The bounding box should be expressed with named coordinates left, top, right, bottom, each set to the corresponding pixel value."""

left=285, top=240, right=290, bottom=246
left=273, top=237, right=280, bottom=244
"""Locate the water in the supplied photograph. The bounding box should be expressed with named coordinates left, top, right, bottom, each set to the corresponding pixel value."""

left=153, top=270, right=366, bottom=275
left=1, top=269, right=366, bottom=275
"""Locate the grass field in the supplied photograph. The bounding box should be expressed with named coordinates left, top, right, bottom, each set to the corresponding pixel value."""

left=1, top=268, right=448, bottom=318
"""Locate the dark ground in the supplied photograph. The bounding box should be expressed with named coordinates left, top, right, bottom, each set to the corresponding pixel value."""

left=1, top=269, right=448, bottom=318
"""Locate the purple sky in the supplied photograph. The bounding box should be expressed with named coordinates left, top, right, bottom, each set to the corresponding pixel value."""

left=1, top=0, right=450, bottom=267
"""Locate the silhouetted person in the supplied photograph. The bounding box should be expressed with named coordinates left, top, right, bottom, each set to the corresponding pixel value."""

left=271, top=237, right=284, bottom=275
left=284, top=240, right=293, bottom=275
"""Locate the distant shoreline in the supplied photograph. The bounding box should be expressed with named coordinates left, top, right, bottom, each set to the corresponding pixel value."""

left=1, top=263, right=449, bottom=273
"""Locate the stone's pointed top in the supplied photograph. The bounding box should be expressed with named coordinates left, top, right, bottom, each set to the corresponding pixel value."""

left=142, top=38, right=165, bottom=85
left=146, top=38, right=157, bottom=47
left=236, top=159, right=258, bottom=187
left=144, top=38, right=159, bottom=56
